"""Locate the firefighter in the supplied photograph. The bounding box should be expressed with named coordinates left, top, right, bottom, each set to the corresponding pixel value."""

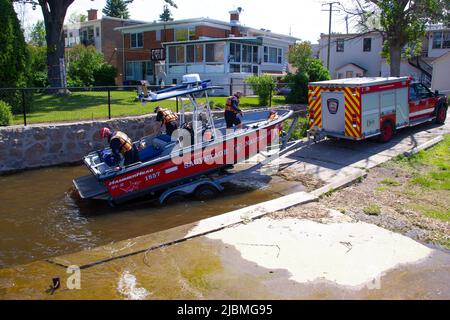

left=225, top=92, right=244, bottom=129
left=154, top=106, right=179, bottom=136
left=267, top=109, right=279, bottom=122
left=100, top=127, right=138, bottom=167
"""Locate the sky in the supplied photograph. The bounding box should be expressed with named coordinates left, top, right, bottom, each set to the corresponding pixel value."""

left=14, top=0, right=356, bottom=43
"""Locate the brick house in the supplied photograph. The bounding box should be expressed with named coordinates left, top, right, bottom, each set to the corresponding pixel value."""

left=115, top=9, right=299, bottom=94
left=64, top=9, right=143, bottom=85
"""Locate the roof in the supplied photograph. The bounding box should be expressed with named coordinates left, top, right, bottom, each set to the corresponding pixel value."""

left=114, top=17, right=299, bottom=42
left=335, top=63, right=368, bottom=72
left=432, top=51, right=450, bottom=65
left=310, top=77, right=410, bottom=87
left=162, top=37, right=264, bottom=46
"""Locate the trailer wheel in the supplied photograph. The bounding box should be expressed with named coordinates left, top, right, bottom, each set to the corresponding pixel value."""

left=379, top=120, right=394, bottom=143
left=194, top=184, right=219, bottom=201
left=435, top=105, right=447, bottom=124
left=163, top=192, right=185, bottom=205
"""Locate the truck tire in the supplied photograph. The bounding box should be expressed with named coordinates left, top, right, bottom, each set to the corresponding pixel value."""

left=163, top=192, right=185, bottom=205
left=435, top=105, right=447, bottom=124
left=194, top=184, right=219, bottom=201
left=378, top=120, right=395, bottom=143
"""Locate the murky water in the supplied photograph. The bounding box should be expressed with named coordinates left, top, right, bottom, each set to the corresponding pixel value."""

left=0, top=165, right=302, bottom=268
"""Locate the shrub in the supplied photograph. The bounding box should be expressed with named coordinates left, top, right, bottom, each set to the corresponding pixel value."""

left=0, top=100, right=13, bottom=126
left=245, top=75, right=276, bottom=106
left=363, top=204, right=381, bottom=216
left=94, top=64, right=117, bottom=86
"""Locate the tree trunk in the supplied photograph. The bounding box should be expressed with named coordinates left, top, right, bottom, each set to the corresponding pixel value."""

left=39, top=0, right=74, bottom=89
left=389, top=43, right=402, bottom=77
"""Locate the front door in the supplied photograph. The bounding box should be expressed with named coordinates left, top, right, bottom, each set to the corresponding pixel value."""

left=322, top=91, right=346, bottom=134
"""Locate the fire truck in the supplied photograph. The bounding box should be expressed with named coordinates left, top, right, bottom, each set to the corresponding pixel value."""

left=307, top=77, right=448, bottom=142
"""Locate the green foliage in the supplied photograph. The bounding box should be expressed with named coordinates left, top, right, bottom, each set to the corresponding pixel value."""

left=66, top=45, right=116, bottom=86
left=380, top=178, right=402, bottom=186
left=244, top=75, right=276, bottom=106
left=27, top=45, right=48, bottom=87
left=284, top=41, right=330, bottom=104
left=0, top=0, right=31, bottom=113
left=94, top=64, right=117, bottom=86
left=283, top=117, right=309, bottom=140
left=159, top=5, right=174, bottom=21
left=0, top=100, right=13, bottom=126
left=29, top=20, right=46, bottom=47
left=103, top=0, right=132, bottom=19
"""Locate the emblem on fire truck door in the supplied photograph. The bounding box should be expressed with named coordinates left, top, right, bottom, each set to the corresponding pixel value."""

left=327, top=98, right=339, bottom=114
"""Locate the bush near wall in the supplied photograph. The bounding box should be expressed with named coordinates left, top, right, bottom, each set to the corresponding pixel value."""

left=245, top=75, right=276, bottom=106
left=0, top=100, right=13, bottom=126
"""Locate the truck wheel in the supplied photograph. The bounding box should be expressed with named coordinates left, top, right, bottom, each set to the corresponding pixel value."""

left=194, top=185, right=219, bottom=201
left=435, top=105, right=447, bottom=124
left=379, top=121, right=394, bottom=143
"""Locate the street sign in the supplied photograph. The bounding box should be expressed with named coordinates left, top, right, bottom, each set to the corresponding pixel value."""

left=151, top=48, right=165, bottom=61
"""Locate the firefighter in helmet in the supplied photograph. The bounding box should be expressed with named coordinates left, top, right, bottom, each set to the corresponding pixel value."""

left=225, top=92, right=243, bottom=129
left=154, top=106, right=179, bottom=136
left=100, top=127, right=138, bottom=167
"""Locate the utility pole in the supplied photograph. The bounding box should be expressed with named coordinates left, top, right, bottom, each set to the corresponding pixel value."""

left=322, top=2, right=340, bottom=71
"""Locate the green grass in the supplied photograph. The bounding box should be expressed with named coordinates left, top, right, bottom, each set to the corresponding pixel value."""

left=12, top=91, right=287, bottom=125
left=282, top=117, right=309, bottom=141
left=379, top=178, right=402, bottom=186
left=363, top=204, right=381, bottom=216
left=410, top=204, right=450, bottom=222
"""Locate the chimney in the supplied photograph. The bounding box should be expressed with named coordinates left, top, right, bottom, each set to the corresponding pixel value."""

left=229, top=8, right=242, bottom=37
left=87, top=9, right=98, bottom=21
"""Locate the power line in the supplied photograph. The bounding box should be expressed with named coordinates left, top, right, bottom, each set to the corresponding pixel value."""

left=322, top=2, right=340, bottom=70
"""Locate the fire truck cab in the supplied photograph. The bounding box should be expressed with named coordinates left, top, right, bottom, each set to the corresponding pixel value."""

left=308, top=77, right=448, bottom=142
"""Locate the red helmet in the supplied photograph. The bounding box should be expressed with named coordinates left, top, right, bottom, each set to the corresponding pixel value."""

left=100, top=127, right=110, bottom=139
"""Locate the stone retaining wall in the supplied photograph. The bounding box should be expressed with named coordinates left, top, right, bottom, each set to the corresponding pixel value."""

left=0, top=105, right=303, bottom=175
left=0, top=115, right=161, bottom=174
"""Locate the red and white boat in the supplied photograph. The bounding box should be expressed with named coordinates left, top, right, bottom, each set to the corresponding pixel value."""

left=74, top=75, right=293, bottom=204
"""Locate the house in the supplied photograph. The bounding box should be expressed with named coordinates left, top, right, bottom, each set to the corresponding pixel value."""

left=317, top=25, right=450, bottom=94
left=115, top=9, right=299, bottom=94
left=64, top=9, right=144, bottom=85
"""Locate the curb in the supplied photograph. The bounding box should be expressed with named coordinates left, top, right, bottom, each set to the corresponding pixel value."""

left=403, top=135, right=444, bottom=157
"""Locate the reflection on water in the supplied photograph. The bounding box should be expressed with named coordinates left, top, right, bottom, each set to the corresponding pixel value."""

left=0, top=165, right=303, bottom=268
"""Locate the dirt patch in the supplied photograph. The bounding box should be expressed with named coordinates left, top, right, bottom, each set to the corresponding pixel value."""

left=276, top=168, right=325, bottom=192
left=269, top=202, right=332, bottom=221
left=318, top=163, right=450, bottom=249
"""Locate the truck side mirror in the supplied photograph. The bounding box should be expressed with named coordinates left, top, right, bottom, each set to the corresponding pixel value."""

left=435, top=89, right=440, bottom=96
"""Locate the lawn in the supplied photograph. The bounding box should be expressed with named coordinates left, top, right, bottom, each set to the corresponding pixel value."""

left=12, top=90, right=287, bottom=125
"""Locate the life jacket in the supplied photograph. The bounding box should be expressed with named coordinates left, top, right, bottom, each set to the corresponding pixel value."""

left=160, top=109, right=178, bottom=124
left=225, top=96, right=240, bottom=113
left=111, top=131, right=132, bottom=154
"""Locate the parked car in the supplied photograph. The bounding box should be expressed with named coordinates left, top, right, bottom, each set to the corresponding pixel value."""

left=276, top=86, right=292, bottom=95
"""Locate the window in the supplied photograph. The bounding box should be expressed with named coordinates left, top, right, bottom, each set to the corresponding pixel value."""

left=363, top=38, right=372, bottom=52
left=336, top=38, right=344, bottom=52
left=131, top=33, right=143, bottom=48
left=175, top=28, right=196, bottom=41
left=168, top=45, right=185, bottom=64
left=156, top=30, right=161, bottom=42
left=432, top=31, right=450, bottom=49
left=411, top=83, right=432, bottom=100
left=263, top=46, right=283, bottom=64
left=186, top=44, right=204, bottom=63
left=229, top=43, right=241, bottom=62
left=126, top=61, right=153, bottom=81
left=206, top=43, right=224, bottom=63
left=337, top=73, right=343, bottom=79
left=345, top=71, right=353, bottom=78
left=230, top=64, right=241, bottom=73
left=96, top=27, right=100, bottom=37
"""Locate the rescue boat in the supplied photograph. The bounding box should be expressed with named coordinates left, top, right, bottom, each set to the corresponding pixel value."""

left=73, top=74, right=293, bottom=204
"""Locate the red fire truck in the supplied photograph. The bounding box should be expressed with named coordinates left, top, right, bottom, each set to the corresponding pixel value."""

left=308, top=77, right=448, bottom=142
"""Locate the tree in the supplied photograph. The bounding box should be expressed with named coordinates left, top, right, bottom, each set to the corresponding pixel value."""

left=289, top=41, right=313, bottom=72
left=103, top=0, right=133, bottom=19
left=68, top=12, right=86, bottom=24
left=0, top=0, right=30, bottom=112
left=341, top=0, right=449, bottom=77
left=285, top=41, right=330, bottom=104
left=159, top=5, right=174, bottom=22
left=66, top=45, right=104, bottom=86
left=29, top=20, right=46, bottom=46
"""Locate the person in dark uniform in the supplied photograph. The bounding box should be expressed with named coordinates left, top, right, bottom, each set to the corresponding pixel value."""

left=225, top=92, right=243, bottom=129
left=154, top=106, right=179, bottom=136
left=100, top=127, right=138, bottom=167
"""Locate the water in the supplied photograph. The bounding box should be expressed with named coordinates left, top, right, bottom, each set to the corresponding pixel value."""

left=0, top=165, right=302, bottom=268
